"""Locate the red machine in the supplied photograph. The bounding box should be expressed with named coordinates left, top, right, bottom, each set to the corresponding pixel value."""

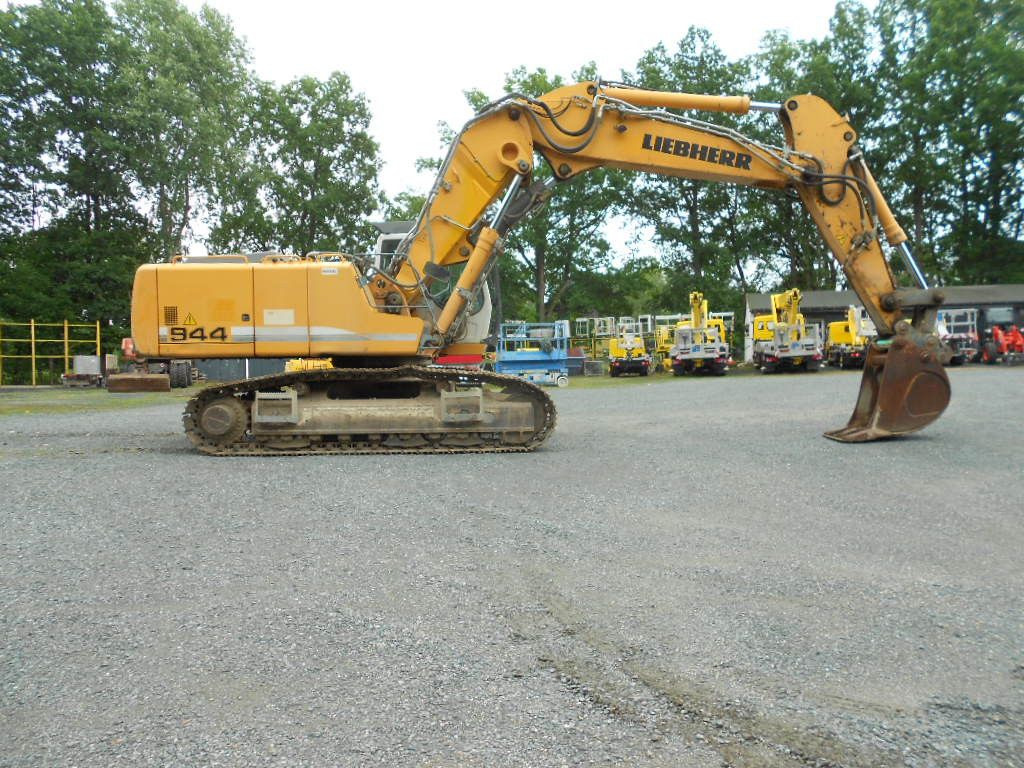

left=979, top=325, right=1024, bottom=364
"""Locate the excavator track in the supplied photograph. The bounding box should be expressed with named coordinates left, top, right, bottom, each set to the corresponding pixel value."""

left=182, top=365, right=556, bottom=456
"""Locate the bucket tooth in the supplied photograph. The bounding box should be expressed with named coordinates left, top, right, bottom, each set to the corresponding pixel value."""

left=824, top=336, right=950, bottom=442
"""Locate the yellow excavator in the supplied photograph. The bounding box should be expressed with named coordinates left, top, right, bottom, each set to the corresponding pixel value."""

left=128, top=80, right=950, bottom=453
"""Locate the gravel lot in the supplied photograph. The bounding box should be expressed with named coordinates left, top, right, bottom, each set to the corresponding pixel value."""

left=1, top=366, right=1022, bottom=767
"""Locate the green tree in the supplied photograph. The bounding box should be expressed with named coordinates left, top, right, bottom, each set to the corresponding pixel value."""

left=0, top=0, right=239, bottom=343
left=0, top=5, right=38, bottom=235
left=206, top=78, right=281, bottom=253
left=1, top=0, right=137, bottom=232
left=875, top=0, right=1024, bottom=284
left=115, top=0, right=251, bottom=259
left=0, top=0, right=158, bottom=345
left=209, top=72, right=382, bottom=254
left=382, top=190, right=425, bottom=222
left=0, top=223, right=156, bottom=336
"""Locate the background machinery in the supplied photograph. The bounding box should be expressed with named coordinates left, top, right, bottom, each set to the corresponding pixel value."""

left=284, top=357, right=333, bottom=373
left=825, top=306, right=876, bottom=369
left=751, top=289, right=824, bottom=373
left=936, top=308, right=978, bottom=366
left=979, top=324, right=1024, bottom=364
left=572, top=316, right=616, bottom=364
left=652, top=315, right=684, bottom=372
left=933, top=307, right=1024, bottom=365
left=668, top=292, right=731, bottom=375
left=107, top=336, right=188, bottom=392
left=128, top=79, right=951, bottom=452
left=494, top=320, right=570, bottom=386
left=608, top=320, right=652, bottom=377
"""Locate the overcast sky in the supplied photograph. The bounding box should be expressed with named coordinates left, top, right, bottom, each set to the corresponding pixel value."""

left=180, top=0, right=864, bottom=200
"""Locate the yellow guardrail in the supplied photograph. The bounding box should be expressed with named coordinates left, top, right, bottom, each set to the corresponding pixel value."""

left=0, top=320, right=101, bottom=386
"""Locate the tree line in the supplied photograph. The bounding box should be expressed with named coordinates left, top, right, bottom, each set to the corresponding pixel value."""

left=1, top=0, right=1020, bottom=346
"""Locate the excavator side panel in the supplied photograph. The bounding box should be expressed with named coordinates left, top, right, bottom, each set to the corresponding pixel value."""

left=153, top=263, right=255, bottom=359
left=136, top=260, right=426, bottom=361
left=253, top=264, right=309, bottom=358
left=306, top=262, right=423, bottom=358
left=130, top=265, right=161, bottom=357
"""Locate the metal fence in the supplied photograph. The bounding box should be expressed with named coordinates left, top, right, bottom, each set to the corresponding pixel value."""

left=0, top=320, right=102, bottom=386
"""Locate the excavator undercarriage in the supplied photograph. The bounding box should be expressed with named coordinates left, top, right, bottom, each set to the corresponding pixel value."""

left=183, top=366, right=555, bottom=455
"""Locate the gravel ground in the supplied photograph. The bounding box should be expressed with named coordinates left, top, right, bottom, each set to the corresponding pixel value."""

left=1, top=366, right=1022, bottom=767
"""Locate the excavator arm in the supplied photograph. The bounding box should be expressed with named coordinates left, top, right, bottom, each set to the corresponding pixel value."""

left=382, top=80, right=949, bottom=441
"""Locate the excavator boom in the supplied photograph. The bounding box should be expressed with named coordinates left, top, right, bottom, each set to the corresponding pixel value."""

left=390, top=80, right=949, bottom=441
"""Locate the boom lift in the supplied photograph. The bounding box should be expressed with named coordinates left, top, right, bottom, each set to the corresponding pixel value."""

left=751, top=289, right=824, bottom=372
left=129, top=80, right=950, bottom=453
left=669, top=292, right=731, bottom=375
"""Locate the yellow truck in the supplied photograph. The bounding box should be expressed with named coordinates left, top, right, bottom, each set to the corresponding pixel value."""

left=751, top=288, right=823, bottom=372
left=825, top=306, right=876, bottom=369
left=608, top=321, right=652, bottom=376
left=668, top=292, right=731, bottom=375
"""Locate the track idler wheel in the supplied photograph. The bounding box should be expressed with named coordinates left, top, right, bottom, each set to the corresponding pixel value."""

left=197, top=396, right=249, bottom=444
left=824, top=330, right=950, bottom=442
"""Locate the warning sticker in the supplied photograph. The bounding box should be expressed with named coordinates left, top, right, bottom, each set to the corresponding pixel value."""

left=183, top=313, right=197, bottom=325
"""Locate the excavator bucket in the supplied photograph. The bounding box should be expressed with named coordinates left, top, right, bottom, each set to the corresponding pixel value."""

left=824, top=335, right=950, bottom=442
